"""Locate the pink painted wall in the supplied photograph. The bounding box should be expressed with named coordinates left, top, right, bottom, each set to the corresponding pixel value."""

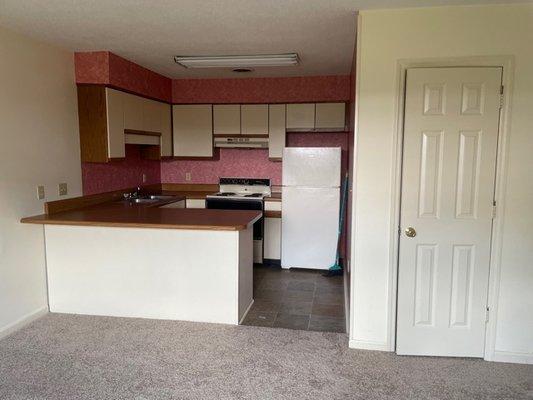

left=161, top=132, right=348, bottom=185
left=74, top=51, right=109, bottom=84
left=74, top=51, right=172, bottom=102
left=75, top=51, right=351, bottom=198
left=172, top=76, right=350, bottom=104
left=82, top=145, right=161, bottom=195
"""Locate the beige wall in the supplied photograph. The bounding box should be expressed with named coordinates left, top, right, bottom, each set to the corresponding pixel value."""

left=0, top=26, right=82, bottom=335
left=351, top=4, right=533, bottom=363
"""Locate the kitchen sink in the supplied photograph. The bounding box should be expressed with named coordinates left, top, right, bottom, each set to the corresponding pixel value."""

left=129, top=198, right=159, bottom=204
left=144, top=195, right=174, bottom=200
left=118, top=194, right=175, bottom=205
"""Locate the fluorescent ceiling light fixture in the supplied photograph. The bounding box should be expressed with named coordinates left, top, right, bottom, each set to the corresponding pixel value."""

left=174, top=53, right=299, bottom=69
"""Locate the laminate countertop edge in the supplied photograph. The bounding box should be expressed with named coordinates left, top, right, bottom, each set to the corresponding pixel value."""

left=20, top=210, right=262, bottom=231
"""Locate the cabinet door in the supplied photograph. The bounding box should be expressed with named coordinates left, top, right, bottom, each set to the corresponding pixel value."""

left=264, top=217, right=282, bottom=260
left=105, top=88, right=125, bottom=159
left=143, top=98, right=162, bottom=133
left=286, top=103, right=315, bottom=130
left=241, top=104, right=268, bottom=135
left=159, top=103, right=172, bottom=157
left=173, top=105, right=213, bottom=157
left=268, top=104, right=286, bottom=160
left=213, top=105, right=240, bottom=135
left=186, top=199, right=206, bottom=208
left=123, top=93, right=144, bottom=131
left=315, top=102, right=346, bottom=130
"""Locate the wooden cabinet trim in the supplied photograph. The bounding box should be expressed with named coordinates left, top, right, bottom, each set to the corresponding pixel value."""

left=264, top=210, right=282, bottom=218
left=77, top=85, right=109, bottom=163
left=124, top=129, right=162, bottom=137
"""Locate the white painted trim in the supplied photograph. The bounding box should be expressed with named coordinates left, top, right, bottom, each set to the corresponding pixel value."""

left=343, top=268, right=350, bottom=335
left=349, top=339, right=390, bottom=352
left=0, top=307, right=48, bottom=340
left=349, top=12, right=362, bottom=346
left=238, top=299, right=254, bottom=325
left=492, top=351, right=533, bottom=365
left=389, top=56, right=515, bottom=358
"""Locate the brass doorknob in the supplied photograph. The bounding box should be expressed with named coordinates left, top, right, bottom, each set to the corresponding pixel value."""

left=405, top=227, right=417, bottom=237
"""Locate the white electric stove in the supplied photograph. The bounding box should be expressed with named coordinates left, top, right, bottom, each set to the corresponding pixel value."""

left=206, top=178, right=271, bottom=263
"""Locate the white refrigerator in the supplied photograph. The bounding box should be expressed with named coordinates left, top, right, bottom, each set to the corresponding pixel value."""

left=281, top=147, right=341, bottom=270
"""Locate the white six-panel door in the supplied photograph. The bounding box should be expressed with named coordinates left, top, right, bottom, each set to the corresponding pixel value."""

left=396, top=67, right=502, bottom=357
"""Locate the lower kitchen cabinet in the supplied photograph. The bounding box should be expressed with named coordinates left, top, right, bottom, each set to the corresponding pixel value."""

left=186, top=198, right=206, bottom=208
left=264, top=217, right=281, bottom=261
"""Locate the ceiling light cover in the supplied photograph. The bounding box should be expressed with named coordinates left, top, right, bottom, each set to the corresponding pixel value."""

left=174, top=53, right=299, bottom=69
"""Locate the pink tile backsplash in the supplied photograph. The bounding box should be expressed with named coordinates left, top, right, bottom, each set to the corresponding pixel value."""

left=82, top=145, right=161, bottom=195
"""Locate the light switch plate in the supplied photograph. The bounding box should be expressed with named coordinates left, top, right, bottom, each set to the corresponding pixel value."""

left=185, top=172, right=191, bottom=181
left=58, top=183, right=68, bottom=196
left=37, top=185, right=45, bottom=200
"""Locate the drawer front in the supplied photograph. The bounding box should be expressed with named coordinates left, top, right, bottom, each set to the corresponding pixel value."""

left=264, top=201, right=281, bottom=211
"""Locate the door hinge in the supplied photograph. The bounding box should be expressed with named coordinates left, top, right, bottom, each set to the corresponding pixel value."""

left=499, top=85, right=505, bottom=109
left=485, top=306, right=490, bottom=323
left=492, top=200, right=497, bottom=219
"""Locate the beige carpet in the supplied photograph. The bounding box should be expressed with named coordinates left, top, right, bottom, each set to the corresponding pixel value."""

left=0, top=313, right=531, bottom=400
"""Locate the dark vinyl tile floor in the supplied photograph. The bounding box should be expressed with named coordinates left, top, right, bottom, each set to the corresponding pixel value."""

left=242, top=264, right=346, bottom=333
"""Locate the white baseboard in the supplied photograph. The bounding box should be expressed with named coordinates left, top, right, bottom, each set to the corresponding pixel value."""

left=239, top=299, right=254, bottom=325
left=349, top=339, right=391, bottom=352
left=491, top=350, right=533, bottom=365
left=0, top=307, right=48, bottom=340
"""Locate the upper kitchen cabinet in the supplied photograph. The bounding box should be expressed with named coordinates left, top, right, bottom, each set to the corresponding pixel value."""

left=286, top=102, right=346, bottom=131
left=286, top=103, right=315, bottom=130
left=78, top=85, right=125, bottom=162
left=268, top=104, right=286, bottom=161
left=158, top=102, right=172, bottom=157
left=123, top=92, right=144, bottom=132
left=315, top=102, right=346, bottom=130
left=241, top=104, right=269, bottom=135
left=213, top=105, right=240, bottom=135
left=173, top=104, right=214, bottom=158
left=77, top=85, right=172, bottom=163
left=141, top=99, right=172, bottom=157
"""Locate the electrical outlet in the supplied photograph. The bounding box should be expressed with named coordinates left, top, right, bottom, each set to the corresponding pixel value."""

left=142, top=173, right=147, bottom=183
left=37, top=185, right=45, bottom=200
left=58, top=183, right=68, bottom=196
left=185, top=172, right=191, bottom=181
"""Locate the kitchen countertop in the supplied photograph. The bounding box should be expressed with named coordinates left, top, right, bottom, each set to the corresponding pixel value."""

left=21, top=197, right=261, bottom=231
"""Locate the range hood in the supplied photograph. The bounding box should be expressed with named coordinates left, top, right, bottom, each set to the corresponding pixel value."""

left=214, top=136, right=269, bottom=149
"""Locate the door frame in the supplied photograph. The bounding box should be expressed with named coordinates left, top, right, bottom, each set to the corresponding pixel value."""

left=389, top=56, right=514, bottom=361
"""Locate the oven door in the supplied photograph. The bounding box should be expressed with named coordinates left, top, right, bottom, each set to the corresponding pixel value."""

left=205, top=198, right=263, bottom=240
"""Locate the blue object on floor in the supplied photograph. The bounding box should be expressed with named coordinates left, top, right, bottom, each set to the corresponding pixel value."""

left=325, top=172, right=349, bottom=276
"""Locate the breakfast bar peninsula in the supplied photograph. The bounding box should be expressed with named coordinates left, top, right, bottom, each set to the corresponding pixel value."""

left=21, top=190, right=261, bottom=325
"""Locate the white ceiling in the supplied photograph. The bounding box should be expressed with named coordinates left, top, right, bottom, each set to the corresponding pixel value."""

left=0, top=0, right=529, bottom=78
